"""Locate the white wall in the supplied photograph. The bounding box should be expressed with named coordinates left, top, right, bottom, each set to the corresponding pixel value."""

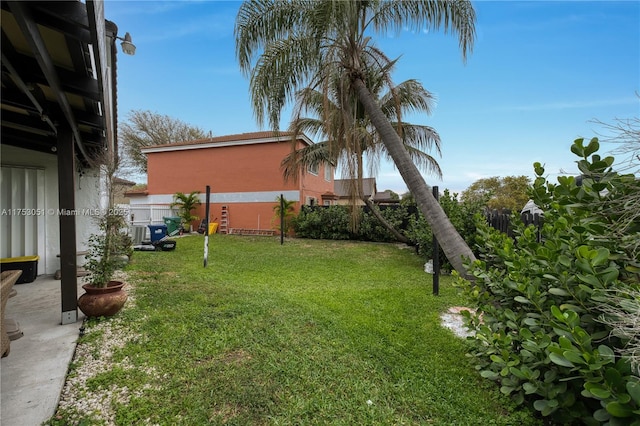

left=1, top=145, right=102, bottom=275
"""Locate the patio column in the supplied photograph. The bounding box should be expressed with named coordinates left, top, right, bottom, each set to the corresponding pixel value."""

left=57, top=125, right=78, bottom=324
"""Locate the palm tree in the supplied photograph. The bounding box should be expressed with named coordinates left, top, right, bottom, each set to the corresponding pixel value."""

left=272, top=195, right=296, bottom=236
left=281, top=68, right=442, bottom=243
left=236, top=0, right=477, bottom=275
left=170, top=191, right=201, bottom=232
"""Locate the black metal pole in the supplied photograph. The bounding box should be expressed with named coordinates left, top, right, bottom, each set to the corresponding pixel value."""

left=204, top=185, right=211, bottom=267
left=432, top=186, right=440, bottom=295
left=280, top=194, right=284, bottom=245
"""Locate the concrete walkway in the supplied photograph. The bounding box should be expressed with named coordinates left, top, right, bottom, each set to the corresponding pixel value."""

left=1, top=275, right=85, bottom=426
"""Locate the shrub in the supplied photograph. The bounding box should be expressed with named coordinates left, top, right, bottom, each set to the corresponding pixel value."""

left=459, top=138, right=640, bottom=424
left=293, top=205, right=352, bottom=240
left=293, top=204, right=409, bottom=242
left=403, top=189, right=486, bottom=269
left=357, top=205, right=408, bottom=242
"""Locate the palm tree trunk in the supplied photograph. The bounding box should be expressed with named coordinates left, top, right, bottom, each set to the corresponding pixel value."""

left=352, top=77, right=476, bottom=276
left=363, top=197, right=411, bottom=244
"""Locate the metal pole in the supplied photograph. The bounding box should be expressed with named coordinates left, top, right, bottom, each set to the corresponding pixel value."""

left=432, top=186, right=440, bottom=295
left=280, top=194, right=284, bottom=245
left=204, top=185, right=211, bottom=267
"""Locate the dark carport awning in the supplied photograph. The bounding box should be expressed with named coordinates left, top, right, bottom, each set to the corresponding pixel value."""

left=1, top=0, right=118, bottom=165
left=1, top=1, right=120, bottom=324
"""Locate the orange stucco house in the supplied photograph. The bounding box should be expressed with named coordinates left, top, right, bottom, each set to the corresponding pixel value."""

left=137, top=131, right=335, bottom=234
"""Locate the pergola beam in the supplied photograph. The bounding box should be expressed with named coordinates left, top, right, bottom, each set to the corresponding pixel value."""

left=7, top=1, right=91, bottom=164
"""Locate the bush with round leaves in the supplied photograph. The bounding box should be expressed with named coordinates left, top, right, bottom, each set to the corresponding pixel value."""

left=459, top=138, right=640, bottom=425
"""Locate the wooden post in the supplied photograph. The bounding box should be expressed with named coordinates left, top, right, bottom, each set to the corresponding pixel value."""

left=432, top=186, right=440, bottom=296
left=204, top=185, right=210, bottom=267
left=57, top=125, right=78, bottom=324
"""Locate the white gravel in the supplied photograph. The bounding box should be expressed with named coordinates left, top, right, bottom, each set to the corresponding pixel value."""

left=47, top=272, right=162, bottom=426
left=440, top=306, right=476, bottom=338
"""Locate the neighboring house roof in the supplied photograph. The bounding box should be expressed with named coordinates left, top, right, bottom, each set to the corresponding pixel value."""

left=124, top=188, right=149, bottom=197
left=141, top=131, right=314, bottom=153
left=113, top=177, right=136, bottom=186
left=372, top=190, right=399, bottom=204
left=334, top=178, right=377, bottom=199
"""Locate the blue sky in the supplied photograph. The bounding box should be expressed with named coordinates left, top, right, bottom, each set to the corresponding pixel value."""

left=106, top=0, right=639, bottom=195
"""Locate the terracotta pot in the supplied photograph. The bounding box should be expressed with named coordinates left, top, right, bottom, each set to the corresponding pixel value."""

left=78, top=281, right=128, bottom=317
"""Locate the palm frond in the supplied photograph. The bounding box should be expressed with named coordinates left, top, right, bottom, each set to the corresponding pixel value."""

left=371, top=0, right=476, bottom=62
left=280, top=141, right=333, bottom=183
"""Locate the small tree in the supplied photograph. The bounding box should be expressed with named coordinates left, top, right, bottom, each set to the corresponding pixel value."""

left=460, top=175, right=531, bottom=212
left=119, top=110, right=208, bottom=174
left=272, top=195, right=296, bottom=236
left=84, top=147, right=132, bottom=288
left=170, top=191, right=201, bottom=232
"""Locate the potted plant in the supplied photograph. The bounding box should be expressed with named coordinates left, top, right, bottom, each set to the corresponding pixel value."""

left=77, top=213, right=130, bottom=318
left=170, top=191, right=201, bottom=233
left=77, top=148, right=130, bottom=318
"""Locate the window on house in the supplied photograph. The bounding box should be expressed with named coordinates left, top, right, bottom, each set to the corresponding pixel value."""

left=324, top=163, right=332, bottom=182
left=323, top=200, right=331, bottom=206
left=306, top=196, right=317, bottom=206
left=307, top=163, right=319, bottom=176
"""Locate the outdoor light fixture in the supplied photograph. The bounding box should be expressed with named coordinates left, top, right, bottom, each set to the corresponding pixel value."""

left=116, top=32, right=136, bottom=55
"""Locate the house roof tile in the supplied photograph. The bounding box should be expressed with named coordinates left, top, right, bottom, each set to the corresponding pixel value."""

left=143, top=131, right=307, bottom=151
left=334, top=178, right=377, bottom=198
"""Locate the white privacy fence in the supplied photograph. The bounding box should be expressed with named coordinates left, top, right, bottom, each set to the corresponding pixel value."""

left=121, top=204, right=177, bottom=227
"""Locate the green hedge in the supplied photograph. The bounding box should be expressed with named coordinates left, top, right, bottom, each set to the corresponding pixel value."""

left=293, top=192, right=487, bottom=272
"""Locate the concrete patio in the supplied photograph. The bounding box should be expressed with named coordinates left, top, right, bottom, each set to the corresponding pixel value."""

left=1, top=275, right=85, bottom=426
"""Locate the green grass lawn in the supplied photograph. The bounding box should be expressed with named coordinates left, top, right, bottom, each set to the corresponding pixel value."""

left=53, top=235, right=540, bottom=425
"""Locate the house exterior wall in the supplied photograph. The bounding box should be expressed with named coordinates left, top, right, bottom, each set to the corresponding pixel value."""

left=144, top=136, right=334, bottom=232
left=1, top=145, right=102, bottom=275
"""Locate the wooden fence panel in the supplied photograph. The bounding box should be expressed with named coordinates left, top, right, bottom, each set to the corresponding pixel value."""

left=486, top=209, right=543, bottom=242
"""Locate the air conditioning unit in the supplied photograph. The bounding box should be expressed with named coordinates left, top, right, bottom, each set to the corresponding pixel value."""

left=132, top=226, right=146, bottom=244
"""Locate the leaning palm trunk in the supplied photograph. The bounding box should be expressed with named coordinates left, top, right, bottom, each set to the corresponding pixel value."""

left=352, top=78, right=476, bottom=276
left=363, top=197, right=411, bottom=244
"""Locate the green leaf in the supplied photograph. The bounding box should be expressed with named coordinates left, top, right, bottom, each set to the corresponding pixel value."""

left=509, top=367, right=527, bottom=380
left=550, top=305, right=565, bottom=321
left=490, top=354, right=505, bottom=364
left=500, top=385, right=515, bottom=395
left=548, top=287, right=569, bottom=296
left=598, top=345, right=616, bottom=363
left=557, top=255, right=572, bottom=268
left=533, top=398, right=548, bottom=411
left=577, top=274, right=601, bottom=287
left=571, top=140, right=585, bottom=157
left=563, top=350, right=587, bottom=366
left=549, top=352, right=575, bottom=368
left=593, top=408, right=610, bottom=422
left=480, top=370, right=499, bottom=380
left=559, top=336, right=575, bottom=350
left=627, top=381, right=640, bottom=404
left=592, top=248, right=610, bottom=266
left=584, top=383, right=611, bottom=399
left=523, top=382, right=537, bottom=394
left=514, top=296, right=530, bottom=304
left=600, top=266, right=620, bottom=284
left=584, top=137, right=600, bottom=157
left=533, top=398, right=557, bottom=416
left=606, top=401, right=633, bottom=418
